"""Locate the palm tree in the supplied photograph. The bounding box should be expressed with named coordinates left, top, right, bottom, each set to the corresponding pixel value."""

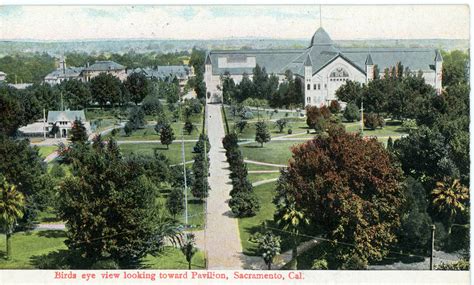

left=179, top=233, right=197, bottom=269
left=432, top=178, right=469, bottom=234
left=276, top=202, right=309, bottom=270
left=0, top=177, right=25, bottom=259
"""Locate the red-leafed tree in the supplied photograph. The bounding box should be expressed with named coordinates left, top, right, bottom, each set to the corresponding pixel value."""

left=274, top=128, right=404, bottom=267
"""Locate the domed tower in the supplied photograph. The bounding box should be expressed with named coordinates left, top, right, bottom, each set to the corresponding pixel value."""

left=309, top=27, right=334, bottom=47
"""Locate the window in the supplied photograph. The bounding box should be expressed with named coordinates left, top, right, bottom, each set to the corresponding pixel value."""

left=318, top=84, right=321, bottom=90
left=313, top=84, right=317, bottom=90
left=324, top=84, right=327, bottom=89
left=307, top=97, right=311, bottom=103
left=307, top=84, right=311, bottom=90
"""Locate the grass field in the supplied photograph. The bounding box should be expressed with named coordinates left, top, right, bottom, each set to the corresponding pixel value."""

left=247, top=172, right=280, bottom=184
left=119, top=142, right=196, bottom=165
left=37, top=145, right=57, bottom=159
left=238, top=182, right=278, bottom=255
left=0, top=231, right=205, bottom=269
left=246, top=163, right=282, bottom=171
left=0, top=230, right=67, bottom=269
left=142, top=247, right=206, bottom=269
left=241, top=141, right=301, bottom=165
left=109, top=123, right=201, bottom=141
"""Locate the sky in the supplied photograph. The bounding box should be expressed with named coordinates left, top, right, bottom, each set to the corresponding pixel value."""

left=0, top=5, right=470, bottom=41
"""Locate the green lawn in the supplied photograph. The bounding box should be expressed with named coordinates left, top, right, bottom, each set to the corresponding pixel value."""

left=0, top=231, right=204, bottom=269
left=0, top=230, right=67, bottom=269
left=109, top=124, right=201, bottom=141
left=246, top=163, right=282, bottom=171
left=37, top=145, right=57, bottom=159
left=142, top=247, right=206, bottom=269
left=241, top=141, right=302, bottom=165
left=224, top=106, right=301, bottom=124
left=238, top=182, right=278, bottom=255
left=248, top=172, right=280, bottom=184
left=119, top=142, right=196, bottom=165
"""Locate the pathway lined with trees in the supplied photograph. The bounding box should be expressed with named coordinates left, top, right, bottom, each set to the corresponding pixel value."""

left=203, top=104, right=244, bottom=269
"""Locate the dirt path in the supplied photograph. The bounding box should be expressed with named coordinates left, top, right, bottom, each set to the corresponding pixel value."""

left=244, top=160, right=287, bottom=168
left=203, top=104, right=244, bottom=269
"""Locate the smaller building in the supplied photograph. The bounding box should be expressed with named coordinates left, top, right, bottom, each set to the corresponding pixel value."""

left=81, top=61, right=127, bottom=82
left=8, top=83, right=33, bottom=90
left=128, top=65, right=193, bottom=89
left=0, top=71, right=6, bottom=82
left=44, top=57, right=83, bottom=85
left=46, top=110, right=90, bottom=138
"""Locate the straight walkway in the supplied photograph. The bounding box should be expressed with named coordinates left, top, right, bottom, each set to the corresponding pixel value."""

left=204, top=104, right=244, bottom=269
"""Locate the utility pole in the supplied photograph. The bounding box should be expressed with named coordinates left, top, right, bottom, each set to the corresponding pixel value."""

left=360, top=99, right=364, bottom=137
left=43, top=108, right=46, bottom=139
left=430, top=224, right=436, bottom=270
left=179, top=102, right=188, bottom=226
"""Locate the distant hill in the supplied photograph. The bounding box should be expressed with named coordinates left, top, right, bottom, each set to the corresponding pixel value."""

left=0, top=38, right=468, bottom=57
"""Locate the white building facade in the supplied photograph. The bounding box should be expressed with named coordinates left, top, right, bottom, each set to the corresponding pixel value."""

left=204, top=27, right=443, bottom=106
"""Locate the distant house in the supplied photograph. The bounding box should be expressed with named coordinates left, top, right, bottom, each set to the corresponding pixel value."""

left=0, top=71, right=6, bottom=82
left=128, top=65, right=193, bottom=89
left=44, top=57, right=83, bottom=85
left=46, top=110, right=90, bottom=138
left=81, top=60, right=127, bottom=82
left=8, top=83, right=33, bottom=90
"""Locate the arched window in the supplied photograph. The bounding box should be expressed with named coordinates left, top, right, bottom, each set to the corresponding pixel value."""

left=307, top=84, right=311, bottom=90
left=330, top=67, right=349, bottom=79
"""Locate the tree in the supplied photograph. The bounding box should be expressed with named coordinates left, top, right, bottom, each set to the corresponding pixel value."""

left=343, top=102, right=361, bottom=122
left=274, top=129, right=404, bottom=265
left=275, top=200, right=309, bottom=270
left=178, top=233, right=197, bottom=270
left=335, top=80, right=363, bottom=103
left=397, top=176, right=432, bottom=254
left=60, top=79, right=92, bottom=110
left=184, top=120, right=195, bottom=135
left=306, top=105, right=331, bottom=132
left=275, top=119, right=288, bottom=133
left=154, top=111, right=169, bottom=134
left=127, top=106, right=146, bottom=130
left=0, top=177, right=25, bottom=260
left=160, top=123, right=175, bottom=149
left=89, top=73, right=123, bottom=107
left=235, top=120, right=248, bottom=134
left=57, top=139, right=177, bottom=266
left=255, top=121, right=271, bottom=147
left=166, top=188, right=184, bottom=219
left=70, top=119, right=88, bottom=143
left=141, top=95, right=163, bottom=116
left=228, top=191, right=260, bottom=218
left=431, top=178, right=469, bottom=234
left=257, top=231, right=281, bottom=270
left=124, top=72, right=150, bottom=105
left=0, top=88, right=24, bottom=136
left=442, top=50, right=469, bottom=87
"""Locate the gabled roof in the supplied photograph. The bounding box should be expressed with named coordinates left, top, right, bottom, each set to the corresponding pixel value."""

left=47, top=110, right=86, bottom=123
left=84, top=61, right=125, bottom=71
left=44, top=67, right=83, bottom=80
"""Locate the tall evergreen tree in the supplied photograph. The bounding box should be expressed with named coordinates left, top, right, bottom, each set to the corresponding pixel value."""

left=70, top=119, right=88, bottom=143
left=160, top=123, right=175, bottom=149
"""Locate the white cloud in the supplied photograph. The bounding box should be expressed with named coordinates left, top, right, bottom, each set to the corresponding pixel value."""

left=0, top=5, right=469, bottom=40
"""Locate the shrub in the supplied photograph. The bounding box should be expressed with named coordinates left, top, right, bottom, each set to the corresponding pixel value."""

left=435, top=260, right=470, bottom=270
left=341, top=254, right=368, bottom=270
left=124, top=122, right=133, bottom=136
left=91, top=259, right=120, bottom=269
left=329, top=100, right=341, bottom=114
left=287, top=128, right=293, bottom=135
left=343, top=102, right=360, bottom=122
left=184, top=121, right=195, bottom=135
left=312, top=259, right=329, bottom=270
left=364, top=113, right=384, bottom=130
left=242, top=111, right=254, bottom=120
